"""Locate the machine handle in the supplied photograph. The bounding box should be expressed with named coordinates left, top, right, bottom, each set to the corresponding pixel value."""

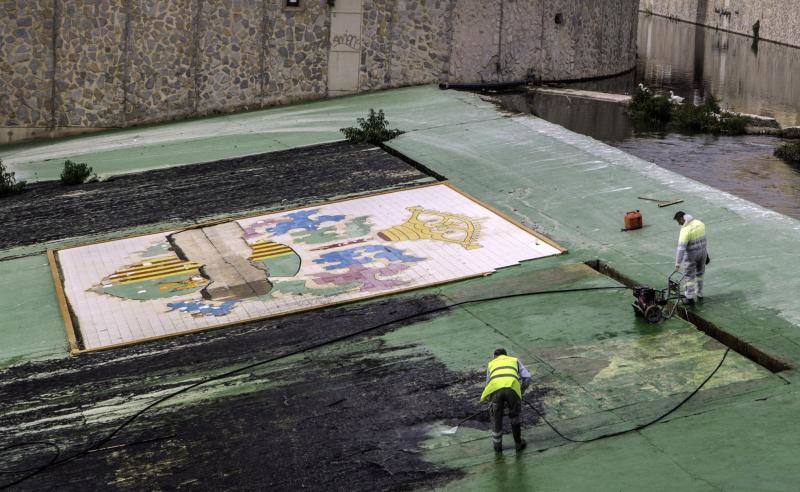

left=669, top=270, right=685, bottom=284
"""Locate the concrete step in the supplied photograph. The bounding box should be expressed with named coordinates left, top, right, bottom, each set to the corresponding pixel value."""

left=529, top=87, right=633, bottom=105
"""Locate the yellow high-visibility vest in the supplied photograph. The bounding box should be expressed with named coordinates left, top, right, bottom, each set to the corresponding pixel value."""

left=479, top=355, right=522, bottom=402
left=679, top=219, right=706, bottom=245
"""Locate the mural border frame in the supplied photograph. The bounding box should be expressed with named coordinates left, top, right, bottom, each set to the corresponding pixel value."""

left=49, top=181, right=566, bottom=355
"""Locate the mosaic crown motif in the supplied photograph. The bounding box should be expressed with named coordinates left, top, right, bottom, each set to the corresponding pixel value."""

left=378, top=206, right=482, bottom=250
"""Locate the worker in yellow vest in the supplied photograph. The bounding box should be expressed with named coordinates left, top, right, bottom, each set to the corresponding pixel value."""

left=479, top=348, right=532, bottom=452
left=673, top=211, right=708, bottom=305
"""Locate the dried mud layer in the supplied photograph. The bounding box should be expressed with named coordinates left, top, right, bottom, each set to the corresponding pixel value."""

left=0, top=142, right=432, bottom=250
left=0, top=294, right=529, bottom=490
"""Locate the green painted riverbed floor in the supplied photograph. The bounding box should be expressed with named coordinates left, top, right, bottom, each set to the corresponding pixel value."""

left=3, top=86, right=800, bottom=489
left=0, top=87, right=498, bottom=183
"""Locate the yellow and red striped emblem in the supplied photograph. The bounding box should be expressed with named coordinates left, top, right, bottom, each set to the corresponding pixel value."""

left=105, top=256, right=204, bottom=285
left=249, top=240, right=295, bottom=262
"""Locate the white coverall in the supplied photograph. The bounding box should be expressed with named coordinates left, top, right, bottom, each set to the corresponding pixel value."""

left=675, top=214, right=707, bottom=300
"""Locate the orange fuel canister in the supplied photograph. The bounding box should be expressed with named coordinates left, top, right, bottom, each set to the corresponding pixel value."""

left=624, top=210, right=643, bottom=230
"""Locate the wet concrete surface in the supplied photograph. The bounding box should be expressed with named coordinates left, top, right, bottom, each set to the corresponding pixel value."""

left=496, top=94, right=800, bottom=220
left=498, top=14, right=800, bottom=220
left=5, top=85, right=800, bottom=490
left=0, top=142, right=432, bottom=250
left=0, top=295, right=490, bottom=490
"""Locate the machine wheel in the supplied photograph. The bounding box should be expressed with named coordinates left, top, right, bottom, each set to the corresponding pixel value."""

left=644, top=305, right=662, bottom=323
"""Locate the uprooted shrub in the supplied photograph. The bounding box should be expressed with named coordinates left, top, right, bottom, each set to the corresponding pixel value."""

left=775, top=141, right=800, bottom=164
left=340, top=109, right=404, bottom=145
left=0, top=159, right=26, bottom=197
left=629, top=87, right=747, bottom=135
left=60, top=160, right=96, bottom=185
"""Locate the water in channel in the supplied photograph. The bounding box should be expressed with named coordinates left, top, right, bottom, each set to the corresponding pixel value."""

left=498, top=13, right=800, bottom=220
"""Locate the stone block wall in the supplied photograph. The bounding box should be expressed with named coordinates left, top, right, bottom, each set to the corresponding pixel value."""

left=640, top=0, right=800, bottom=48
left=359, top=0, right=392, bottom=91
left=127, top=0, right=195, bottom=124
left=0, top=1, right=53, bottom=131
left=262, top=0, right=329, bottom=106
left=387, top=0, right=452, bottom=87
left=56, top=0, right=127, bottom=127
left=196, top=0, right=263, bottom=114
left=359, top=0, right=453, bottom=91
left=1, top=0, right=640, bottom=143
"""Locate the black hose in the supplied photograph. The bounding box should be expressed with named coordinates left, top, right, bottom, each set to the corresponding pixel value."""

left=0, top=285, right=629, bottom=488
left=523, top=347, right=731, bottom=443
left=438, top=81, right=529, bottom=92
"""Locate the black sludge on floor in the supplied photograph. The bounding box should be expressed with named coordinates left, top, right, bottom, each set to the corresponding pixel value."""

left=0, top=142, right=432, bottom=250
left=0, top=295, right=485, bottom=490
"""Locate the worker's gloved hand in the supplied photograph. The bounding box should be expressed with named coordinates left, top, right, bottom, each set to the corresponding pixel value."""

left=674, top=264, right=681, bottom=272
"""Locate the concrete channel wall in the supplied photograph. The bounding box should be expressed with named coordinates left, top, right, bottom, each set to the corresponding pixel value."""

left=0, top=0, right=638, bottom=144
left=640, top=0, right=800, bottom=48
left=449, top=0, right=639, bottom=85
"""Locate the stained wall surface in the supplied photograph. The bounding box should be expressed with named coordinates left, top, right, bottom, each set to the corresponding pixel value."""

left=449, top=0, right=640, bottom=83
left=640, top=0, right=800, bottom=48
left=0, top=0, right=638, bottom=142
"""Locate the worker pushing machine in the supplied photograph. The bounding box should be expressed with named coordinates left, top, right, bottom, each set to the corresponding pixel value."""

left=480, top=348, right=532, bottom=452
left=673, top=211, right=708, bottom=305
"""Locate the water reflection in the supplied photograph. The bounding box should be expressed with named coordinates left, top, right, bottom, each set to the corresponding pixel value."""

left=494, top=14, right=800, bottom=219
left=637, top=14, right=800, bottom=126
left=562, top=14, right=800, bottom=126
left=615, top=134, right=800, bottom=219
left=495, top=91, right=800, bottom=219
left=500, top=92, right=634, bottom=143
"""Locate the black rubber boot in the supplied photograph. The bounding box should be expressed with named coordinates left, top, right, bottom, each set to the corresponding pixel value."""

left=492, top=432, right=503, bottom=452
left=512, top=424, right=526, bottom=451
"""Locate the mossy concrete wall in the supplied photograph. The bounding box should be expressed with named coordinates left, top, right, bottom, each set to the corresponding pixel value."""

left=640, top=0, right=800, bottom=48
left=1, top=0, right=638, bottom=144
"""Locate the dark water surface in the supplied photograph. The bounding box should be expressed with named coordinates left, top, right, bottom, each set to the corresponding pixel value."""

left=636, top=14, right=800, bottom=127
left=616, top=134, right=800, bottom=219
left=560, top=14, right=800, bottom=127
left=498, top=14, right=800, bottom=219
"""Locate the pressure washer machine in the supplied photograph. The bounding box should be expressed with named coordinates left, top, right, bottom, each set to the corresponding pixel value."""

left=632, top=271, right=685, bottom=323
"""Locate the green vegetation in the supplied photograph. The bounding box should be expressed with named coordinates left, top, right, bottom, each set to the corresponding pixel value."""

left=0, top=160, right=26, bottom=197
left=629, top=87, right=672, bottom=128
left=774, top=142, right=800, bottom=164
left=629, top=87, right=747, bottom=135
left=60, top=160, right=96, bottom=185
left=340, top=109, right=404, bottom=145
left=671, top=95, right=748, bottom=134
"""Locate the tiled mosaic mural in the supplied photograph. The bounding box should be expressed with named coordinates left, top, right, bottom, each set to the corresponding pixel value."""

left=56, top=184, right=563, bottom=350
